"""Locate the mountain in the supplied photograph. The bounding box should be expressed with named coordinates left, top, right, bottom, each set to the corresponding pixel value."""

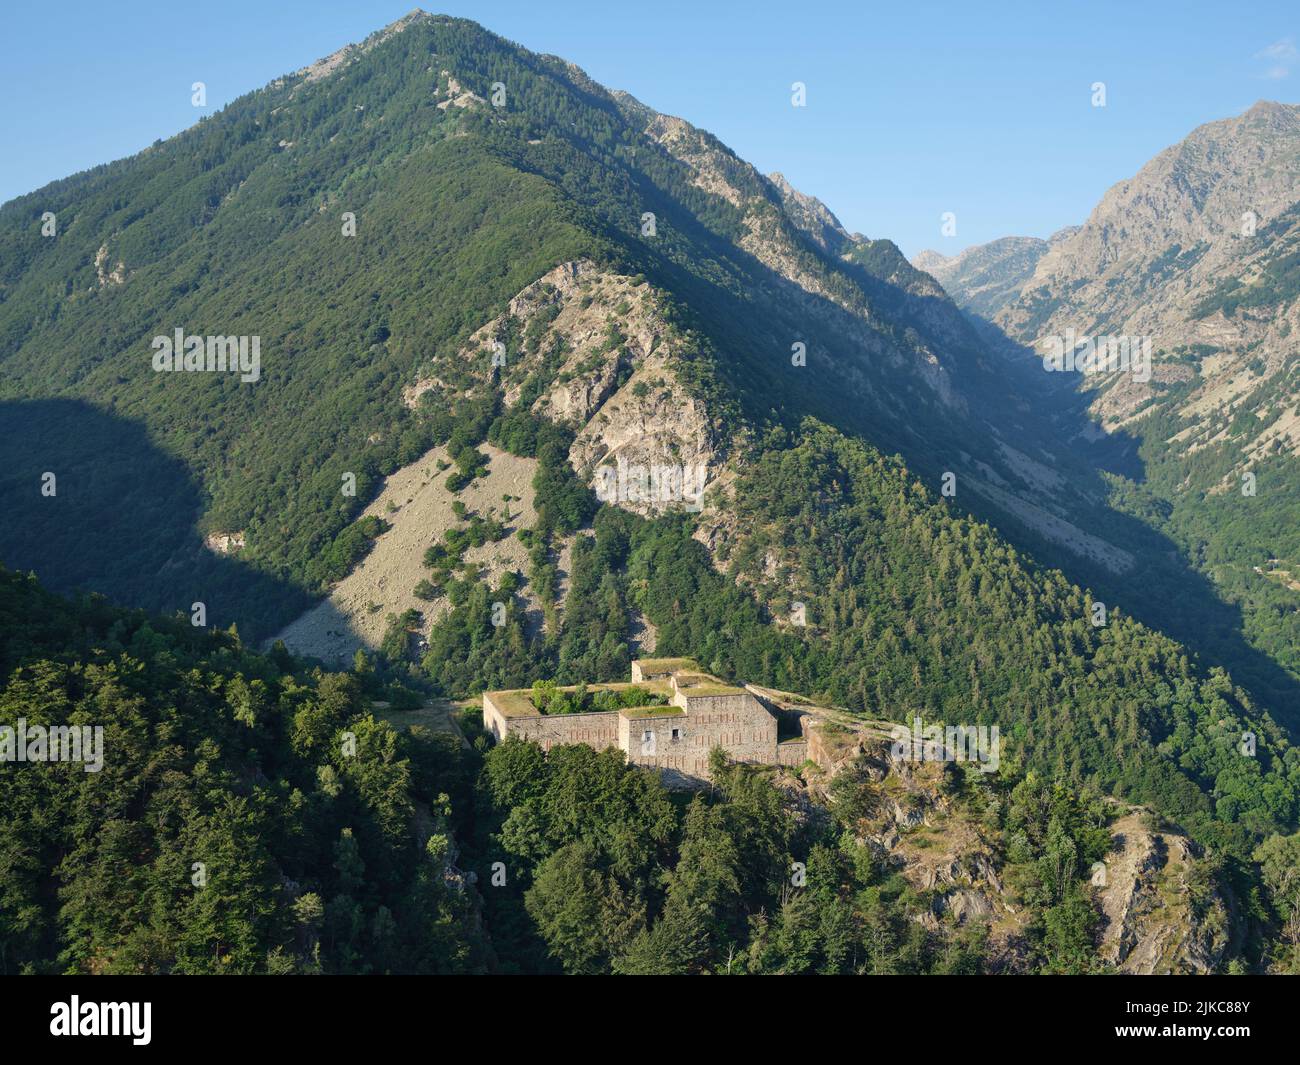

left=3, top=12, right=1299, bottom=974
left=1000, top=101, right=1300, bottom=351
left=0, top=10, right=1021, bottom=641
left=913, top=229, right=1078, bottom=320
left=970, top=101, right=1300, bottom=696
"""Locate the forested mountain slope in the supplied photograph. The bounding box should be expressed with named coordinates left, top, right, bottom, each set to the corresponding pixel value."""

left=5, top=564, right=1293, bottom=974
left=928, top=103, right=1300, bottom=704
left=0, top=12, right=1087, bottom=640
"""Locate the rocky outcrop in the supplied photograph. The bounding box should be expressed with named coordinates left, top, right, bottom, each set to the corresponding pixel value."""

left=1098, top=812, right=1235, bottom=974
left=775, top=715, right=1230, bottom=974
left=406, top=260, right=724, bottom=517
left=766, top=171, right=854, bottom=253
left=290, top=9, right=433, bottom=86
left=784, top=720, right=1026, bottom=946
left=203, top=530, right=246, bottom=555
left=94, top=244, right=125, bottom=287
left=435, top=71, right=486, bottom=111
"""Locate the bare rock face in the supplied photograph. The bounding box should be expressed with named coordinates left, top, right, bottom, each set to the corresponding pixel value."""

left=568, top=373, right=716, bottom=514
left=408, top=260, right=724, bottom=517
left=918, top=102, right=1300, bottom=463
left=767, top=171, right=852, bottom=253
left=943, top=888, right=996, bottom=923
left=1098, top=812, right=1234, bottom=974
left=785, top=722, right=1027, bottom=961
left=1008, top=102, right=1300, bottom=332
left=994, top=101, right=1300, bottom=457
left=435, top=70, right=486, bottom=111
left=203, top=530, right=246, bottom=555
left=94, top=244, right=125, bottom=287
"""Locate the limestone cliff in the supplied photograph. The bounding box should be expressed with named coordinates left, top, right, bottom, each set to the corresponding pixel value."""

left=406, top=260, right=724, bottom=517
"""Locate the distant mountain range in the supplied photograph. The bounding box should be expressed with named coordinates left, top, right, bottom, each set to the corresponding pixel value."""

left=913, top=100, right=1300, bottom=701
left=913, top=229, right=1079, bottom=321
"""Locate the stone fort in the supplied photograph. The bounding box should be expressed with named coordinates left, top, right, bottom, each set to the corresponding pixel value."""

left=482, top=658, right=814, bottom=786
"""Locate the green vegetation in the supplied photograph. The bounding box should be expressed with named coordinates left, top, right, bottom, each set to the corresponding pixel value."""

left=413, top=407, right=1298, bottom=880
left=3, top=12, right=1299, bottom=974
left=470, top=735, right=1148, bottom=974
left=0, top=566, right=487, bottom=973
left=6, top=555, right=1299, bottom=973
left=0, top=14, right=1011, bottom=647
left=528, top=679, right=667, bottom=715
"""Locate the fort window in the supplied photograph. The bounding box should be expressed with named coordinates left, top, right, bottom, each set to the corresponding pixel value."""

left=671, top=727, right=681, bottom=742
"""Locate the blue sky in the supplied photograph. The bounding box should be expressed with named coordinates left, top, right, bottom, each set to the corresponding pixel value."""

left=1, top=1, right=1295, bottom=255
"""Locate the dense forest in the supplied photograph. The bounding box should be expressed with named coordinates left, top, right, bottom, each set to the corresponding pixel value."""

left=408, top=403, right=1299, bottom=862
left=11, top=562, right=1299, bottom=974
left=0, top=566, right=487, bottom=973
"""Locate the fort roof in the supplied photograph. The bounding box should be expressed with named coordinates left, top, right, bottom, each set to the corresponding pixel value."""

left=668, top=671, right=747, bottom=696
left=485, top=681, right=673, bottom=717
left=672, top=671, right=722, bottom=686
left=632, top=657, right=700, bottom=674
left=485, top=689, right=542, bottom=718
left=677, top=683, right=748, bottom=697
left=619, top=704, right=686, bottom=719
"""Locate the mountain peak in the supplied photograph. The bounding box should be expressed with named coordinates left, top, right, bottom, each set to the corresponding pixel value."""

left=1245, top=98, right=1293, bottom=115
left=289, top=8, right=442, bottom=84
left=1231, top=98, right=1300, bottom=132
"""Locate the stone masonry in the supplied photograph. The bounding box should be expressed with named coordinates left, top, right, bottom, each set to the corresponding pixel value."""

left=483, top=658, right=812, bottom=786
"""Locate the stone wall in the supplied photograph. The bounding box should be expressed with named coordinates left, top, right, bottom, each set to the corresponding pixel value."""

left=484, top=669, right=822, bottom=786
left=620, top=713, right=701, bottom=784
left=677, top=692, right=778, bottom=766
left=510, top=710, right=621, bottom=753
left=484, top=693, right=621, bottom=752
left=482, top=692, right=510, bottom=743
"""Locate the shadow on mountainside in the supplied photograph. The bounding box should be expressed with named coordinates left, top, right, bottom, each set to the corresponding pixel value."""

left=940, top=308, right=1300, bottom=728
left=0, top=398, right=320, bottom=644
left=619, top=202, right=1300, bottom=731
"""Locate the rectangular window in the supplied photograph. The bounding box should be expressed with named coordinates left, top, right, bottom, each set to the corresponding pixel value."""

left=671, top=728, right=681, bottom=742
